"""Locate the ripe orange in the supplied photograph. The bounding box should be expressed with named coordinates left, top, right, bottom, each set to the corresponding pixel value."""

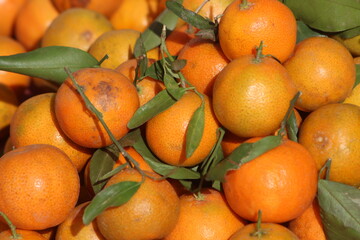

left=212, top=52, right=297, bottom=138
left=10, top=93, right=93, bottom=172
left=166, top=25, right=197, bottom=57
left=96, top=168, right=180, bottom=240
left=354, top=57, right=360, bottom=64
left=54, top=67, right=140, bottom=149
left=221, top=131, right=247, bottom=157
left=146, top=91, right=220, bottom=167
left=37, top=228, right=57, bottom=240
left=116, top=147, right=153, bottom=172
left=223, top=138, right=318, bottom=223
left=298, top=103, right=360, bottom=187
left=177, top=38, right=229, bottom=96
left=0, top=144, right=80, bottom=230
left=164, top=188, right=246, bottom=240
left=218, top=0, right=297, bottom=62
left=283, top=36, right=356, bottom=112
left=0, top=84, right=18, bottom=139
left=51, top=0, right=121, bottom=17
left=0, top=229, right=47, bottom=240
left=0, top=0, right=26, bottom=36
left=288, top=199, right=326, bottom=240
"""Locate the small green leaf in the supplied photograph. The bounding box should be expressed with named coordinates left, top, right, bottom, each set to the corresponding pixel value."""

left=83, top=181, right=141, bottom=225
left=117, top=129, right=143, bottom=148
left=97, top=163, right=128, bottom=182
left=0, top=46, right=100, bottom=84
left=186, top=101, right=205, bottom=158
left=354, top=64, right=360, bottom=88
left=206, top=135, right=282, bottom=182
left=171, top=59, right=187, bottom=72
left=296, top=20, right=325, bottom=43
left=318, top=179, right=360, bottom=240
left=195, top=29, right=217, bottom=41
left=286, top=110, right=299, bottom=142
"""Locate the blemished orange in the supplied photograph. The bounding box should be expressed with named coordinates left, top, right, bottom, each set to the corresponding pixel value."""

left=55, top=68, right=139, bottom=149
left=115, top=58, right=165, bottom=106
left=146, top=91, right=220, bottom=167
left=15, top=0, right=59, bottom=50
left=10, top=93, right=93, bottom=172
left=283, top=36, right=356, bottom=112
left=165, top=25, right=197, bottom=57
left=223, top=138, right=318, bottom=223
left=0, top=229, right=47, bottom=240
left=164, top=188, right=246, bottom=240
left=0, top=84, right=18, bottom=139
left=218, top=0, right=297, bottom=62
left=41, top=8, right=113, bottom=51
left=212, top=53, right=297, bottom=138
left=298, top=103, right=360, bottom=187
left=0, top=0, right=26, bottom=36
left=0, top=144, right=80, bottom=230
left=229, top=222, right=299, bottom=240
left=288, top=199, right=326, bottom=240
left=55, top=201, right=106, bottom=240
left=0, top=36, right=31, bottom=100
left=96, top=169, right=180, bottom=240
left=177, top=38, right=229, bottom=96
left=88, top=29, right=141, bottom=70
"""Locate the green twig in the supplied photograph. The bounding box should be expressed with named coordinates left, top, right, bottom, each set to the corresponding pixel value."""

left=0, top=212, right=22, bottom=239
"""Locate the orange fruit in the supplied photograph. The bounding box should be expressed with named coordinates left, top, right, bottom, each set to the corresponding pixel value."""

left=10, top=93, right=93, bottom=172
left=212, top=53, right=297, bottom=138
left=116, top=147, right=153, bottom=172
left=218, top=0, right=297, bottom=62
left=0, top=0, right=26, bottom=36
left=51, top=0, right=121, bottom=17
left=37, top=228, right=57, bottom=240
left=288, top=199, right=326, bottom=240
left=283, top=36, right=356, bottom=112
left=223, top=138, right=318, bottom=223
left=146, top=91, right=220, bottom=167
left=0, top=229, right=47, bottom=240
left=229, top=222, right=299, bottom=240
left=96, top=168, right=180, bottom=240
left=2, top=137, right=14, bottom=154
left=177, top=38, right=229, bottom=96
left=166, top=25, right=197, bottom=57
left=221, top=131, right=247, bottom=157
left=15, top=0, right=59, bottom=50
left=354, top=56, right=360, bottom=64
left=0, top=144, right=80, bottom=230
left=0, top=84, right=18, bottom=139
left=164, top=188, right=246, bottom=240
left=41, top=8, right=113, bottom=51
left=298, top=103, right=360, bottom=187
left=55, top=201, right=105, bottom=240
left=0, top=36, right=31, bottom=100
left=55, top=67, right=139, bottom=149
left=0, top=222, right=7, bottom=234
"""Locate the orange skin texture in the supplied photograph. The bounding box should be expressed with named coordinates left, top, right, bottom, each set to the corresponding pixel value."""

left=218, top=0, right=297, bottom=62
left=298, top=103, right=360, bottom=187
left=0, top=144, right=80, bottom=230
left=146, top=91, right=220, bottom=167
left=0, top=229, right=47, bottom=240
left=164, top=188, right=246, bottom=240
left=96, top=169, right=180, bottom=240
left=284, top=37, right=356, bottom=112
left=15, top=0, right=59, bottom=50
left=0, top=84, right=18, bottom=138
left=10, top=93, right=93, bottom=172
left=288, top=199, right=326, bottom=240
left=229, top=223, right=299, bottom=240
left=212, top=55, right=297, bottom=138
left=223, top=138, right=318, bottom=223
left=0, top=0, right=26, bottom=36
left=55, top=68, right=140, bottom=149
left=166, top=25, right=197, bottom=57
left=52, top=0, right=122, bottom=17
left=178, top=38, right=230, bottom=97
left=55, top=201, right=106, bottom=240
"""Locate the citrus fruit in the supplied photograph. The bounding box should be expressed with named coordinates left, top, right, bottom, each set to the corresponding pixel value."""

left=165, top=25, right=197, bottom=57
left=0, top=84, right=18, bottom=139
left=0, top=229, right=47, bottom=240
left=116, top=147, right=153, bottom=172
left=0, top=0, right=26, bottom=36
left=332, top=34, right=360, bottom=57
left=52, top=0, right=121, bottom=17
left=221, top=131, right=247, bottom=157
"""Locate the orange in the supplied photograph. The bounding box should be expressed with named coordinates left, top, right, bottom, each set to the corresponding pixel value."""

left=166, top=25, right=197, bottom=57
left=218, top=0, right=297, bottom=62
left=164, top=188, right=246, bottom=240
left=229, top=222, right=299, bottom=240
left=51, top=0, right=121, bottom=17
left=55, top=67, right=139, bottom=149
left=41, top=8, right=113, bottom=51
left=221, top=131, right=247, bottom=157
left=354, top=57, right=360, bottom=64
left=15, top=0, right=59, bottom=50
left=223, top=138, right=318, bottom=223
left=298, top=103, right=360, bottom=187
left=37, top=228, right=57, bottom=240
left=0, top=222, right=7, bottom=234
left=212, top=52, right=297, bottom=138
left=284, top=36, right=356, bottom=112
left=2, top=137, right=14, bottom=154
left=96, top=168, right=180, bottom=240
left=0, top=84, right=18, bottom=139
left=10, top=93, right=93, bottom=172
left=0, top=0, right=26, bottom=36
left=0, top=36, right=31, bottom=100
left=115, top=58, right=165, bottom=106
left=0, top=229, right=47, bottom=240
left=116, top=147, right=153, bottom=172
left=0, top=144, right=80, bottom=230
left=177, top=38, right=229, bottom=96
left=288, top=199, right=326, bottom=240
left=55, top=201, right=106, bottom=240
left=146, top=91, right=220, bottom=167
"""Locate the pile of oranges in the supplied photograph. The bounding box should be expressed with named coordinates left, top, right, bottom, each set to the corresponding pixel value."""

left=0, top=0, right=359, bottom=239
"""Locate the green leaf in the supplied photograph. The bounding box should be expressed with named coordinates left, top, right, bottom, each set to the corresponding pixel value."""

left=97, top=163, right=128, bottom=182
left=284, top=0, right=360, bottom=32
left=127, top=88, right=186, bottom=129
left=296, top=20, right=325, bottom=43
left=0, top=46, right=100, bottom=84
left=354, top=64, right=360, bottom=88
left=171, top=59, right=187, bottom=72
left=286, top=110, right=299, bottom=142
left=83, top=181, right=141, bottom=225
left=186, top=101, right=205, bottom=158
left=336, top=26, right=360, bottom=39
left=318, top=179, right=360, bottom=240
left=205, top=135, right=282, bottom=182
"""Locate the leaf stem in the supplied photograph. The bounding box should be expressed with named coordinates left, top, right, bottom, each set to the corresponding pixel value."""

left=250, top=210, right=267, bottom=237
left=0, top=212, right=22, bottom=239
